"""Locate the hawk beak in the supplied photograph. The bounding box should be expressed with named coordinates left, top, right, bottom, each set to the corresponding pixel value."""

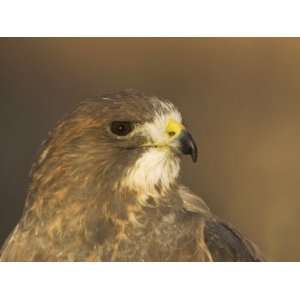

left=177, top=130, right=198, bottom=162
left=166, top=119, right=198, bottom=163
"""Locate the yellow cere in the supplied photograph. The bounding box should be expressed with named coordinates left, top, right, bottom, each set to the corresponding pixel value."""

left=166, top=118, right=184, bottom=139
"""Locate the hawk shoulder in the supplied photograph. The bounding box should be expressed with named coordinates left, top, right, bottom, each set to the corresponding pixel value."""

left=179, top=185, right=263, bottom=262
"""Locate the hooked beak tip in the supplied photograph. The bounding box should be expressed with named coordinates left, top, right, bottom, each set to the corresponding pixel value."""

left=178, top=130, right=198, bottom=163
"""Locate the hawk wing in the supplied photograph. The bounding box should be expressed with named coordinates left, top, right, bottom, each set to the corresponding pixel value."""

left=179, top=186, right=263, bottom=262
left=203, top=220, right=262, bottom=262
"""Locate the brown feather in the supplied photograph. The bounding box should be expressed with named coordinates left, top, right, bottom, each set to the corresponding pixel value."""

left=0, top=90, right=263, bottom=261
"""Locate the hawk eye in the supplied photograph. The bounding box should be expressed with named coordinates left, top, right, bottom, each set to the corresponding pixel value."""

left=110, top=121, right=134, bottom=136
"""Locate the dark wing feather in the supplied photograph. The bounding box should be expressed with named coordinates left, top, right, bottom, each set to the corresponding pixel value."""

left=204, top=220, right=263, bottom=261
left=179, top=185, right=263, bottom=262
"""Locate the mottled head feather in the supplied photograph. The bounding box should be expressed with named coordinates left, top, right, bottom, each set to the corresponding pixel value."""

left=27, top=89, right=184, bottom=210
left=0, top=89, right=263, bottom=262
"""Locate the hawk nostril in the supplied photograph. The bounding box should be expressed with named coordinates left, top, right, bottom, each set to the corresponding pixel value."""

left=168, top=131, right=176, bottom=137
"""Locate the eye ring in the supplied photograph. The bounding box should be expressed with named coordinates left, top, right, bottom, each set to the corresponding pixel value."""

left=110, top=121, right=134, bottom=136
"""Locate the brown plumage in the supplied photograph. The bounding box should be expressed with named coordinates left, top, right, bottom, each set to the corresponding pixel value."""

left=0, top=90, right=263, bottom=261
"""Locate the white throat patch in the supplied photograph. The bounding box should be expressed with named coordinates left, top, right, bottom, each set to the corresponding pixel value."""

left=120, top=147, right=181, bottom=202
left=118, top=99, right=183, bottom=203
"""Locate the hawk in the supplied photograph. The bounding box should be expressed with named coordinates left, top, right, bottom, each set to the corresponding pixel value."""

left=0, top=90, right=262, bottom=261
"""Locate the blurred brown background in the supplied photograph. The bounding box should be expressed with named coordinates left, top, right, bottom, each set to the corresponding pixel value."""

left=1, top=38, right=300, bottom=261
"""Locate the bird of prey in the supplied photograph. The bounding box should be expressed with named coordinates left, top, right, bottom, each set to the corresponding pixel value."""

left=0, top=89, right=262, bottom=261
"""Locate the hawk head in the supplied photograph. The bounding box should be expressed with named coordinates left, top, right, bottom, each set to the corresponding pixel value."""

left=30, top=90, right=197, bottom=207
left=1, top=90, right=262, bottom=263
